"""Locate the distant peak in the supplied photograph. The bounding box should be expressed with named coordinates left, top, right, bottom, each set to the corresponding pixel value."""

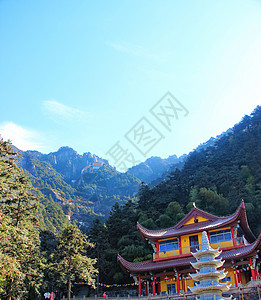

left=58, top=146, right=76, bottom=152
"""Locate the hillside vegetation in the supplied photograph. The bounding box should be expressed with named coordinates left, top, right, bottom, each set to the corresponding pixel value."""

left=19, top=148, right=141, bottom=229
left=88, top=106, right=261, bottom=284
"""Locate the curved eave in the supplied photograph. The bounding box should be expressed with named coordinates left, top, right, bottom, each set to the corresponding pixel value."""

left=221, top=232, right=261, bottom=260
left=118, top=233, right=261, bottom=274
left=117, top=253, right=197, bottom=274
left=117, top=254, right=156, bottom=274
left=137, top=201, right=256, bottom=243
left=236, top=200, right=256, bottom=243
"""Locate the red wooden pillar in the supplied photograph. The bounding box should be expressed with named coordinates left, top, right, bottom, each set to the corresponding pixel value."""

left=152, top=274, right=156, bottom=296
left=179, top=237, right=182, bottom=255
left=144, top=282, right=148, bottom=296
left=233, top=262, right=238, bottom=287
left=207, top=232, right=211, bottom=243
left=138, top=274, right=142, bottom=296
left=249, top=257, right=256, bottom=280
left=156, top=241, right=159, bottom=258
left=176, top=268, right=180, bottom=294
left=255, top=268, right=259, bottom=279
left=237, top=269, right=242, bottom=285
left=231, top=227, right=237, bottom=247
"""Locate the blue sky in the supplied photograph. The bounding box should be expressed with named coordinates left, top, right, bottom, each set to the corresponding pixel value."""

left=1, top=0, right=261, bottom=170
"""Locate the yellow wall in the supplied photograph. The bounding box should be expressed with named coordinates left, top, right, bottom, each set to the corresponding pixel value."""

left=153, top=249, right=179, bottom=259
left=226, top=267, right=235, bottom=286
left=180, top=232, right=202, bottom=255
left=154, top=226, right=250, bottom=293
left=241, top=270, right=247, bottom=285
left=154, top=227, right=234, bottom=259
left=208, top=227, right=233, bottom=249
left=183, top=216, right=209, bottom=225
left=160, top=276, right=206, bottom=293
left=160, top=267, right=237, bottom=294
left=211, top=239, right=233, bottom=249
left=160, top=277, right=177, bottom=293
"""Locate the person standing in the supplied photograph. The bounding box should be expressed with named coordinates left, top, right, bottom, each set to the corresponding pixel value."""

left=50, top=291, right=55, bottom=300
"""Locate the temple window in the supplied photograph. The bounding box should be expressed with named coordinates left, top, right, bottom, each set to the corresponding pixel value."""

left=190, top=235, right=199, bottom=252
left=209, top=229, right=232, bottom=244
left=167, top=283, right=176, bottom=294
left=159, top=238, right=179, bottom=252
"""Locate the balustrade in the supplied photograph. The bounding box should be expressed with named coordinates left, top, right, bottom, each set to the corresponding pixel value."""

left=154, top=237, right=244, bottom=259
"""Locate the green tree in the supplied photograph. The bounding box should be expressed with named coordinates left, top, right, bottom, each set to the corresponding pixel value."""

left=197, top=188, right=229, bottom=215
left=0, top=139, right=43, bottom=300
left=0, top=209, right=21, bottom=295
left=156, top=214, right=173, bottom=228
left=88, top=219, right=110, bottom=294
left=52, top=224, right=98, bottom=300
left=165, top=201, right=185, bottom=225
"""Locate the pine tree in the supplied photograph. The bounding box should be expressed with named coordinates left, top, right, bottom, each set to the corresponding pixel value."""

left=51, top=224, right=98, bottom=300
left=89, top=219, right=110, bottom=293
left=0, top=139, right=43, bottom=299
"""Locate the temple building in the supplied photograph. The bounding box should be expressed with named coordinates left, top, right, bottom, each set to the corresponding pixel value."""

left=117, top=200, right=261, bottom=296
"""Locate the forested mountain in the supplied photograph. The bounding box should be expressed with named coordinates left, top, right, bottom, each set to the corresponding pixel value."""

left=0, top=140, right=99, bottom=299
left=136, top=106, right=261, bottom=235
left=88, top=106, right=261, bottom=284
left=127, top=154, right=187, bottom=184
left=3, top=105, right=261, bottom=289
left=19, top=144, right=191, bottom=230
left=19, top=148, right=141, bottom=229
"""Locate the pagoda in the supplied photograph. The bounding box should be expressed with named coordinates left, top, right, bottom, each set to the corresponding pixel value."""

left=189, top=231, right=232, bottom=299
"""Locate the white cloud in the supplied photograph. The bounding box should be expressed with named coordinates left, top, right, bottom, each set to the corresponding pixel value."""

left=109, top=42, right=169, bottom=62
left=0, top=122, right=43, bottom=151
left=42, top=100, right=91, bottom=123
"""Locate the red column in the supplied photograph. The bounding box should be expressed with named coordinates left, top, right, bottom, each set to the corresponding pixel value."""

left=144, top=282, right=148, bottom=296
left=179, top=237, right=182, bottom=255
left=255, top=268, right=258, bottom=279
left=156, top=241, right=159, bottom=258
left=231, top=227, right=237, bottom=247
left=176, top=268, right=180, bottom=294
left=249, top=257, right=256, bottom=280
left=138, top=274, right=142, bottom=296
left=207, top=232, right=211, bottom=243
left=233, top=262, right=238, bottom=287
left=152, top=274, right=156, bottom=296
left=237, top=269, right=242, bottom=284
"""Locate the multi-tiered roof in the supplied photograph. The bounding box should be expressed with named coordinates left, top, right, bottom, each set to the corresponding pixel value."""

left=137, top=201, right=255, bottom=243
left=118, top=201, right=261, bottom=274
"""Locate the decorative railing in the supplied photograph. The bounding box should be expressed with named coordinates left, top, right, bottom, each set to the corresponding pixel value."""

left=153, top=237, right=245, bottom=260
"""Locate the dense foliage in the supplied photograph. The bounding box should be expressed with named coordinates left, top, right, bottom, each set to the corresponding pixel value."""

left=136, top=106, right=261, bottom=234
left=2, top=105, right=261, bottom=295
left=19, top=148, right=141, bottom=228
left=0, top=139, right=42, bottom=299
left=0, top=140, right=97, bottom=299
left=49, top=225, right=98, bottom=300
left=88, top=106, right=261, bottom=285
